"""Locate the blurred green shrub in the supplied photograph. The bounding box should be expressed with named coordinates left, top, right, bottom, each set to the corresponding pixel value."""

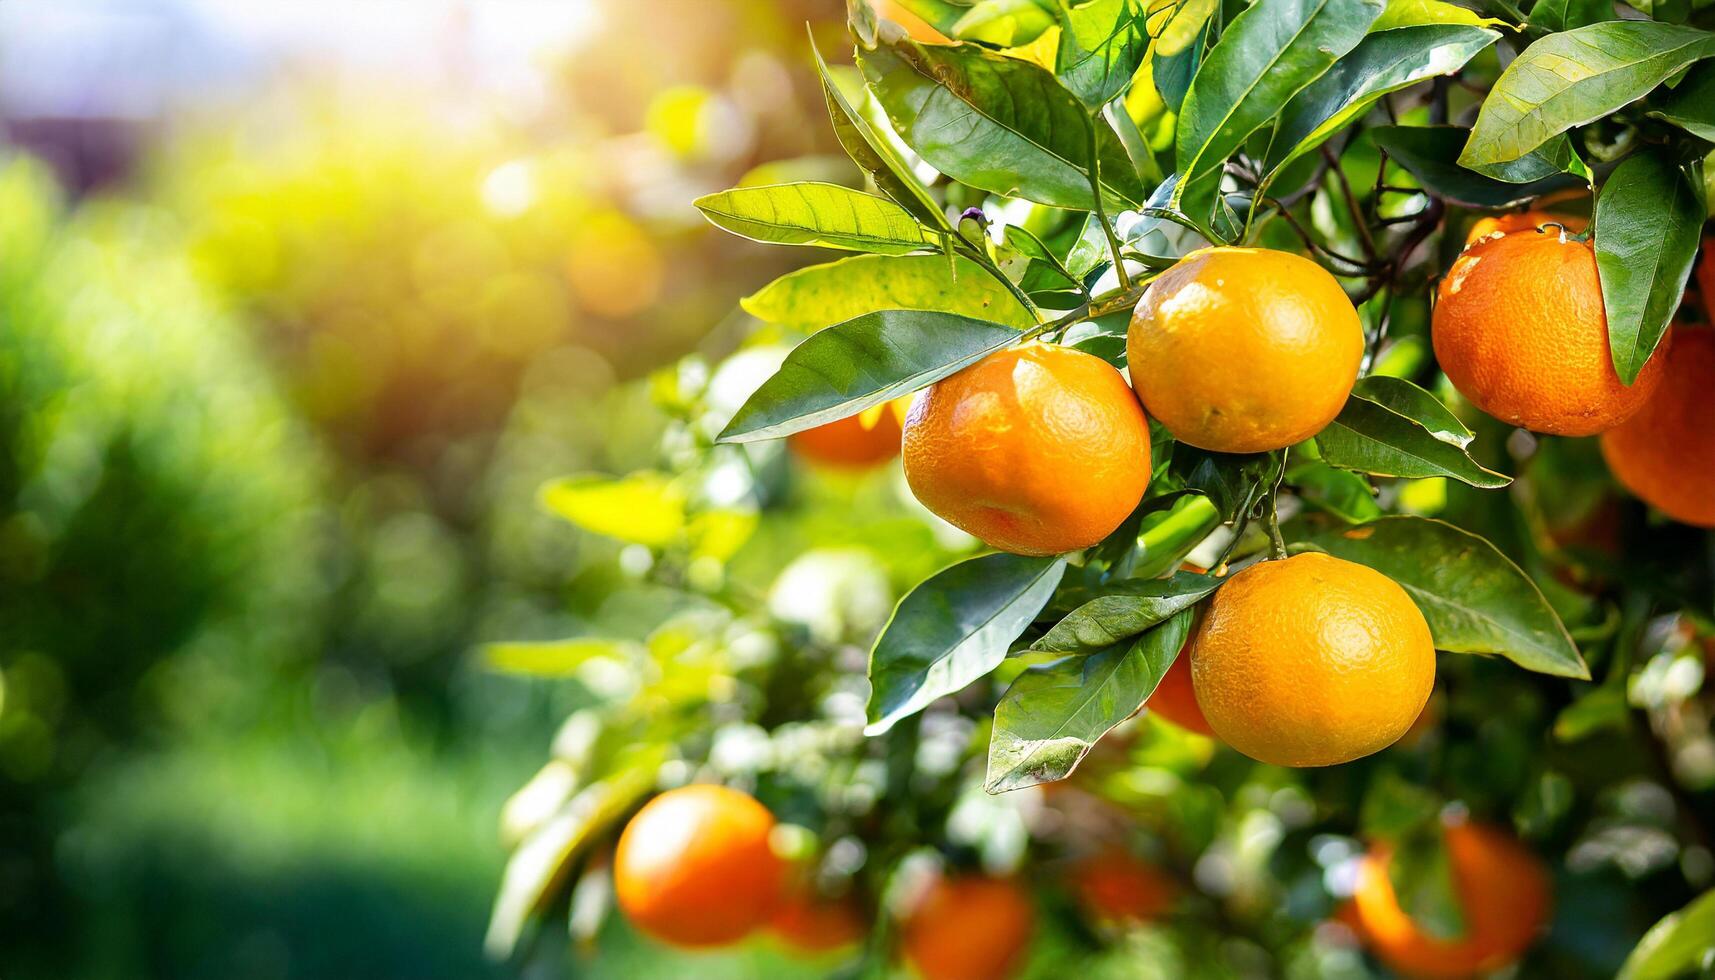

left=0, top=156, right=328, bottom=961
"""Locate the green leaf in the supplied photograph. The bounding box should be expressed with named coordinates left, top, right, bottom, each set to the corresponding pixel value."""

left=998, top=224, right=1088, bottom=305
left=1173, top=0, right=1385, bottom=223
left=1176, top=447, right=1279, bottom=521
left=953, top=0, right=1059, bottom=46
left=717, top=310, right=1023, bottom=443
left=1622, top=0, right=1690, bottom=22
left=483, top=746, right=664, bottom=958
left=1152, top=5, right=1216, bottom=112
left=742, top=254, right=1034, bottom=328
left=1057, top=0, right=1153, bottom=108
left=1031, top=571, right=1222, bottom=653
left=1528, top=0, right=1616, bottom=32
left=1314, top=376, right=1512, bottom=488
left=867, top=553, right=1067, bottom=735
left=1553, top=685, right=1630, bottom=741
left=1370, top=125, right=1581, bottom=208
left=1464, top=132, right=1593, bottom=184
left=985, top=608, right=1194, bottom=792
left=812, top=43, right=952, bottom=232
left=859, top=35, right=1143, bottom=210
left=482, top=638, right=643, bottom=678
left=1459, top=22, right=1715, bottom=168
left=1371, top=0, right=1505, bottom=28
left=540, top=472, right=686, bottom=546
left=694, top=182, right=937, bottom=254
left=1263, top=25, right=1500, bottom=177
left=1617, top=888, right=1715, bottom=980
left=1288, top=459, right=1384, bottom=523
left=1595, top=150, right=1705, bottom=385
left=1649, top=61, right=1715, bottom=141
left=1298, top=516, right=1589, bottom=678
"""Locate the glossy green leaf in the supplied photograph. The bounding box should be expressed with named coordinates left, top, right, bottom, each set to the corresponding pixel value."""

left=1152, top=6, right=1215, bottom=112
left=1527, top=0, right=1616, bottom=32
left=1263, top=25, right=1499, bottom=177
left=1460, top=22, right=1715, bottom=168
left=1465, top=132, right=1593, bottom=184
left=1621, top=0, right=1690, bottom=22
left=1173, top=0, right=1384, bottom=223
left=1057, top=0, right=1153, bottom=107
left=1617, top=888, right=1715, bottom=980
left=998, top=224, right=1087, bottom=305
left=1371, top=0, right=1504, bottom=28
left=867, top=553, right=1067, bottom=735
left=1031, top=571, right=1222, bottom=653
left=694, top=182, right=937, bottom=254
left=858, top=37, right=1142, bottom=210
left=1288, top=459, right=1384, bottom=523
left=985, top=608, right=1193, bottom=791
left=540, top=472, right=686, bottom=546
left=1594, top=150, right=1704, bottom=385
left=741, top=254, right=1034, bottom=328
left=952, top=0, right=1059, bottom=46
left=1299, top=516, right=1588, bottom=678
left=812, top=43, right=952, bottom=232
left=1315, top=376, right=1511, bottom=488
left=717, top=310, right=1023, bottom=443
left=1370, top=125, right=1581, bottom=208
left=1649, top=61, right=1715, bottom=141
left=1176, top=447, right=1280, bottom=521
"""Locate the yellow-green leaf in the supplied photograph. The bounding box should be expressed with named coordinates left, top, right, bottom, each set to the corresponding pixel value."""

left=539, top=472, right=685, bottom=546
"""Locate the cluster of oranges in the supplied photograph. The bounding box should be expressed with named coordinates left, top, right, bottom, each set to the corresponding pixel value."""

left=608, top=783, right=1140, bottom=977
left=608, top=784, right=1552, bottom=979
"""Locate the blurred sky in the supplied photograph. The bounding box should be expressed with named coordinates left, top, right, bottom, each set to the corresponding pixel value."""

left=0, top=0, right=603, bottom=121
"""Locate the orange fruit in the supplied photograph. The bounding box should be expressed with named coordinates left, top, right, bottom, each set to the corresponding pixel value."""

left=902, top=342, right=1151, bottom=556
left=1189, top=553, right=1435, bottom=767
left=1464, top=209, right=1586, bottom=246
left=613, top=785, right=785, bottom=948
left=1350, top=819, right=1552, bottom=979
left=1433, top=228, right=1667, bottom=435
left=789, top=399, right=908, bottom=469
left=901, top=874, right=1035, bottom=980
left=1069, top=849, right=1177, bottom=925
left=1147, top=650, right=1215, bottom=737
left=1600, top=327, right=1715, bottom=527
left=1127, top=246, right=1363, bottom=453
left=770, top=886, right=868, bottom=955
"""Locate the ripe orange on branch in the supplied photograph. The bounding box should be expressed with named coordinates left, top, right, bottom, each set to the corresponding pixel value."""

left=1189, top=553, right=1435, bottom=768
left=1128, top=246, right=1363, bottom=454
left=612, top=784, right=785, bottom=948
left=1600, top=327, right=1715, bottom=528
left=901, top=874, right=1035, bottom=980
left=1147, top=650, right=1215, bottom=737
left=1349, top=819, right=1552, bottom=979
left=1464, top=209, right=1586, bottom=246
left=1433, top=229, right=1666, bottom=436
left=789, top=398, right=908, bottom=469
left=902, top=342, right=1151, bottom=556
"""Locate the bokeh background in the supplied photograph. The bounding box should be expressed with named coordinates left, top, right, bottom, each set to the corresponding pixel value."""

left=0, top=1, right=852, bottom=976
left=9, top=4, right=1714, bottom=980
